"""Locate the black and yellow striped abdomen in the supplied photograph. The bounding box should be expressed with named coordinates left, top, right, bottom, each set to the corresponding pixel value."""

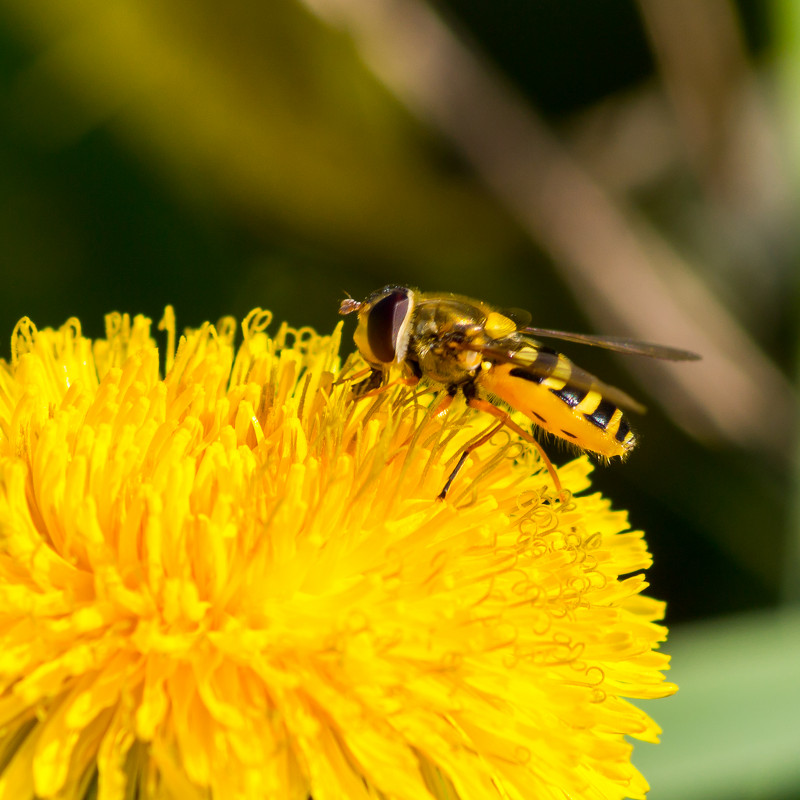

left=478, top=360, right=636, bottom=459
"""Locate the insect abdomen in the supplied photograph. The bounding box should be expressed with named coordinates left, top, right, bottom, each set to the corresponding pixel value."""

left=479, top=362, right=636, bottom=458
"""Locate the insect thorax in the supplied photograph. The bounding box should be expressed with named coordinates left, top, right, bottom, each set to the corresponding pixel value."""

left=409, top=299, right=488, bottom=386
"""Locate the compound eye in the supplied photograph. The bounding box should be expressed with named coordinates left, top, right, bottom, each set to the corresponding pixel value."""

left=367, top=289, right=411, bottom=363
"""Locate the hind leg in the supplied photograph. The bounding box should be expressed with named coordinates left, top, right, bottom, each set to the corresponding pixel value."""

left=438, top=397, right=566, bottom=502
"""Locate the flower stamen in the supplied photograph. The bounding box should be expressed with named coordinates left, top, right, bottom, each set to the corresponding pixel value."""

left=0, top=308, right=676, bottom=800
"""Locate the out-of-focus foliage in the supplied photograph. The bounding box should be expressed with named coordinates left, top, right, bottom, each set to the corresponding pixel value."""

left=0, top=0, right=525, bottom=332
left=0, top=0, right=797, bottom=797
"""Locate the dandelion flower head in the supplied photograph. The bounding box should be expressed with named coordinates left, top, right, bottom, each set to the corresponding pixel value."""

left=0, top=307, right=676, bottom=799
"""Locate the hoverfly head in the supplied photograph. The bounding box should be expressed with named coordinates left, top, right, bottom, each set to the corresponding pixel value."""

left=348, top=285, right=416, bottom=366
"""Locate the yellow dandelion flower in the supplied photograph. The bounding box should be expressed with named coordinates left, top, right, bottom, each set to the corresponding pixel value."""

left=0, top=307, right=676, bottom=800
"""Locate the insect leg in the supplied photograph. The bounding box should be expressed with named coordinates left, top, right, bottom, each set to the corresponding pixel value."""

left=333, top=365, right=373, bottom=386
left=459, top=397, right=567, bottom=502
left=437, top=419, right=506, bottom=500
left=346, top=370, right=419, bottom=399
left=428, top=392, right=456, bottom=419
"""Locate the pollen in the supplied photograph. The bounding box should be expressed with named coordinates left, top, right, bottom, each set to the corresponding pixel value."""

left=0, top=308, right=676, bottom=800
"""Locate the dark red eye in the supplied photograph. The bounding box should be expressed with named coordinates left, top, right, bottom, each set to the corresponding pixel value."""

left=367, top=289, right=411, bottom=363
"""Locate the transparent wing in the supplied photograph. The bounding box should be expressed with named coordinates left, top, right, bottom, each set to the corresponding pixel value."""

left=519, top=327, right=701, bottom=361
left=473, top=342, right=648, bottom=414
left=499, top=307, right=532, bottom=327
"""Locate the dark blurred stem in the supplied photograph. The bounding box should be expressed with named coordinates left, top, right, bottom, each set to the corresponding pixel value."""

left=636, top=0, right=750, bottom=198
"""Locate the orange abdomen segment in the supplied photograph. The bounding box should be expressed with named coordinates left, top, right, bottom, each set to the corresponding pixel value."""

left=479, top=363, right=636, bottom=458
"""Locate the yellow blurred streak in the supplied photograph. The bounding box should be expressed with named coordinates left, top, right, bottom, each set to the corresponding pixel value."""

left=0, top=0, right=521, bottom=269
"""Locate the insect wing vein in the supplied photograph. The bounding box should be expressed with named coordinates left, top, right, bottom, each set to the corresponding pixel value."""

left=519, top=327, right=700, bottom=361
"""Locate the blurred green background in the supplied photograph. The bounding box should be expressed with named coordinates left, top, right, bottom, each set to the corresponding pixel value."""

left=0, top=0, right=797, bottom=797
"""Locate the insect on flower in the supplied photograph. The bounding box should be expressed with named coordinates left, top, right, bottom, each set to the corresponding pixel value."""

left=340, top=285, right=700, bottom=500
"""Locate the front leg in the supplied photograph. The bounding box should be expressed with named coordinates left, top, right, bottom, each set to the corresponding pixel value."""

left=351, top=367, right=385, bottom=397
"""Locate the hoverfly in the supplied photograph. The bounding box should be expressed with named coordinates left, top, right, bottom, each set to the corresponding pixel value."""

left=339, top=286, right=700, bottom=500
